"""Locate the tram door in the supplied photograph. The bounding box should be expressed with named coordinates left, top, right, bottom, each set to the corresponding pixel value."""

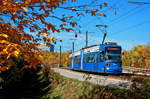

left=93, top=53, right=98, bottom=72
left=97, top=52, right=106, bottom=73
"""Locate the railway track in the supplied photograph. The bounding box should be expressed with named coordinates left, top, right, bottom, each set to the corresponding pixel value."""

left=61, top=67, right=150, bottom=80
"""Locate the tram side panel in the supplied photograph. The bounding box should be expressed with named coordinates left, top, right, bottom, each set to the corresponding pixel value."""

left=72, top=55, right=81, bottom=70
left=82, top=52, right=97, bottom=72
left=69, top=50, right=82, bottom=70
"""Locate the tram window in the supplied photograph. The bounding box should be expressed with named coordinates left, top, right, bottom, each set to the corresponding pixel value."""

left=83, top=55, right=87, bottom=63
left=95, top=55, right=98, bottom=63
left=86, top=54, right=95, bottom=63
left=74, top=56, right=80, bottom=63
left=105, top=55, right=121, bottom=62
left=100, top=54, right=105, bottom=62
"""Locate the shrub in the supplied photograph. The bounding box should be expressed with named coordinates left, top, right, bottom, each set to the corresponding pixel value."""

left=0, top=56, right=51, bottom=99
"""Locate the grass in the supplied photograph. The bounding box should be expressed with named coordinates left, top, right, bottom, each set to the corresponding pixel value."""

left=47, top=71, right=150, bottom=99
left=49, top=75, right=89, bottom=98
left=47, top=71, right=95, bottom=99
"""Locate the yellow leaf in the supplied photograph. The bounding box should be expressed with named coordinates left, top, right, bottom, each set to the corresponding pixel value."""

left=3, top=48, right=8, bottom=53
left=46, top=37, right=53, bottom=41
left=42, top=33, right=48, bottom=37
left=0, top=40, right=9, bottom=44
left=99, top=13, right=107, bottom=17
left=22, top=7, right=28, bottom=12
left=46, top=37, right=57, bottom=42
left=0, top=34, right=8, bottom=38
left=11, top=25, right=16, bottom=27
left=14, top=50, right=20, bottom=57
left=52, top=38, right=57, bottom=41
left=38, top=55, right=43, bottom=59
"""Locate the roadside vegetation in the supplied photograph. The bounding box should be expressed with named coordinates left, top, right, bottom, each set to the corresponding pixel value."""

left=1, top=48, right=150, bottom=99
left=122, top=45, right=150, bottom=68
left=44, top=68, right=150, bottom=99
left=39, top=50, right=70, bottom=67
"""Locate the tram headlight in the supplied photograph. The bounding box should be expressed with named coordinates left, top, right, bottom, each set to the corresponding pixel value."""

left=106, top=64, right=110, bottom=66
left=106, top=67, right=110, bottom=70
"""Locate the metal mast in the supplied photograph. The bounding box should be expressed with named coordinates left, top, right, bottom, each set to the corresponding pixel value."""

left=96, top=25, right=108, bottom=45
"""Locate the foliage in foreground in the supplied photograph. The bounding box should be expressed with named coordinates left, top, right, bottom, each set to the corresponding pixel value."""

left=1, top=57, right=150, bottom=99
left=0, top=56, right=51, bottom=99
left=0, top=0, right=109, bottom=72
left=49, top=72, right=150, bottom=99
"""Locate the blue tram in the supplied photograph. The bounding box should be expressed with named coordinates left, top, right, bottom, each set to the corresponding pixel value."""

left=69, top=42, right=122, bottom=74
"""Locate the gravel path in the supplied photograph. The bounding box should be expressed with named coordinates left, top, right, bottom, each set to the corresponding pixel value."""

left=53, top=68, right=132, bottom=89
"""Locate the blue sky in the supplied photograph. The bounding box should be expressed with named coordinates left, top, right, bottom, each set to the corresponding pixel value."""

left=2, top=0, right=149, bottom=52
left=46, top=0, right=150, bottom=52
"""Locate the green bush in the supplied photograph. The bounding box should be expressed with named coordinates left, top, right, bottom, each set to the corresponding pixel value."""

left=0, top=56, right=51, bottom=99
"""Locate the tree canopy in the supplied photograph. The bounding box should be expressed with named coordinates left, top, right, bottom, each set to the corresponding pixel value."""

left=0, top=0, right=110, bottom=71
left=122, top=45, right=150, bottom=68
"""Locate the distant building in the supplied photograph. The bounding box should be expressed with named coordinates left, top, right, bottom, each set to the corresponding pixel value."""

left=50, top=44, right=54, bottom=52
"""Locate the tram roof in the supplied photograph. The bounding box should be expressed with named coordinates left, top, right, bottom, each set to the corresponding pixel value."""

left=69, top=43, right=121, bottom=57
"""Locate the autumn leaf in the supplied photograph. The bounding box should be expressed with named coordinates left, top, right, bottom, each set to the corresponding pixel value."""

left=22, top=7, right=28, bottom=12
left=61, top=17, right=66, bottom=22
left=65, top=28, right=74, bottom=32
left=33, top=25, right=40, bottom=29
left=70, top=22, right=77, bottom=27
left=104, top=2, right=108, bottom=7
left=52, top=38, right=57, bottom=43
left=0, top=40, right=9, bottom=44
left=0, top=0, right=110, bottom=72
left=99, top=13, right=107, bottom=17
left=13, top=50, right=20, bottom=57
left=77, top=13, right=84, bottom=16
left=2, top=48, right=8, bottom=54
left=0, top=33, right=8, bottom=38
left=30, top=28, right=35, bottom=32
left=42, top=33, right=48, bottom=37
left=100, top=5, right=103, bottom=9
left=46, top=37, right=57, bottom=42
left=46, top=24, right=52, bottom=30
left=11, top=25, right=16, bottom=27
left=92, top=9, right=98, bottom=12
left=0, top=66, right=8, bottom=72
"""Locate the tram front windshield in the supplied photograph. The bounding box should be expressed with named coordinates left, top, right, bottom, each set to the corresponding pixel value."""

left=105, top=47, right=121, bottom=62
left=105, top=55, right=121, bottom=62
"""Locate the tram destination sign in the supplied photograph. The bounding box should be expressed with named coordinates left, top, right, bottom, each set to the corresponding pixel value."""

left=107, top=47, right=120, bottom=50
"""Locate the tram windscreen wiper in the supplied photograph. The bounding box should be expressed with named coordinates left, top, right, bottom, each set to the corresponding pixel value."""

left=105, top=55, right=121, bottom=62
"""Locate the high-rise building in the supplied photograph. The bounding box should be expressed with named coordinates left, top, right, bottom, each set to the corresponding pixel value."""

left=50, top=44, right=54, bottom=52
